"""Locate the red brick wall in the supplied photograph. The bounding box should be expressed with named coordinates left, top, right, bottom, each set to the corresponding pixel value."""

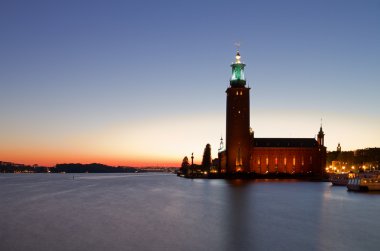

left=250, top=147, right=324, bottom=175
left=225, top=87, right=251, bottom=173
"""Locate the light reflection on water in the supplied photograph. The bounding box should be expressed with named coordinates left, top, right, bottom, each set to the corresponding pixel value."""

left=0, top=174, right=379, bottom=251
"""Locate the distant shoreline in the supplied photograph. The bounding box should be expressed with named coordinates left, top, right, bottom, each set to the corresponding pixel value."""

left=0, top=161, right=178, bottom=174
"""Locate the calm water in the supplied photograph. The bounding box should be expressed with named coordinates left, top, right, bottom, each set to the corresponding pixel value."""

left=0, top=174, right=379, bottom=251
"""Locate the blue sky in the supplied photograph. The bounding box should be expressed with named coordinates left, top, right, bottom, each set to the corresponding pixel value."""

left=0, top=0, right=379, bottom=166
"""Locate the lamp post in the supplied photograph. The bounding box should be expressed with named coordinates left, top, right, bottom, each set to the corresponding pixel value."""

left=191, top=152, right=194, bottom=176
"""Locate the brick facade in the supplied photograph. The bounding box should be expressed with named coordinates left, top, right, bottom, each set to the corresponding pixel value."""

left=250, top=146, right=326, bottom=177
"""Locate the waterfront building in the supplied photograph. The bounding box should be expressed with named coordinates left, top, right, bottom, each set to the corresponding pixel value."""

left=218, top=51, right=326, bottom=178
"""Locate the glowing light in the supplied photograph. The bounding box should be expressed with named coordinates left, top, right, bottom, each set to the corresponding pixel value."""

left=235, top=52, right=241, bottom=64
left=230, top=51, right=245, bottom=82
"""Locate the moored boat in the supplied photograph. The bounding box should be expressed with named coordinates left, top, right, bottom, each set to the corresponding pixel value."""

left=329, top=173, right=349, bottom=186
left=347, top=173, right=380, bottom=191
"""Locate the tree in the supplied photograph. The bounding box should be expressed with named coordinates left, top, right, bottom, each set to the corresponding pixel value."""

left=180, top=156, right=189, bottom=174
left=202, top=144, right=212, bottom=170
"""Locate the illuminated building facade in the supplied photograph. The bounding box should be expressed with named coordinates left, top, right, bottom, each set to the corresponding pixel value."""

left=219, top=51, right=326, bottom=178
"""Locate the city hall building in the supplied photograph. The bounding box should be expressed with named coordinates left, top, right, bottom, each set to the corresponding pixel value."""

left=218, top=51, right=326, bottom=178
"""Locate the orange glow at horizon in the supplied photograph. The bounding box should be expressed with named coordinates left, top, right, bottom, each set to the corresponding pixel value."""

left=0, top=114, right=223, bottom=167
left=1, top=110, right=379, bottom=167
left=0, top=148, right=182, bottom=167
left=0, top=145, right=183, bottom=167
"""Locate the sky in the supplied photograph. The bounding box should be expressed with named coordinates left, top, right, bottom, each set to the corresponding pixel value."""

left=0, top=0, right=379, bottom=167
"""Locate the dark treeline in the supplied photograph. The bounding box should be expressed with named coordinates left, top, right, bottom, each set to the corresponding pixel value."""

left=179, top=143, right=217, bottom=177
left=0, top=162, right=48, bottom=173
left=53, top=163, right=137, bottom=173
left=0, top=161, right=138, bottom=173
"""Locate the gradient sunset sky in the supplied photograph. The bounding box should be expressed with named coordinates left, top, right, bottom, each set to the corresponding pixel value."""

left=1, top=0, right=379, bottom=167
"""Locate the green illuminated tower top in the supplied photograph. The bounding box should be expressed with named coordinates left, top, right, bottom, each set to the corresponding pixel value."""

left=230, top=50, right=246, bottom=87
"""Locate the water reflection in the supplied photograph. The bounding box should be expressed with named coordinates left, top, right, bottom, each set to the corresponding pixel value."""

left=1, top=174, right=380, bottom=251
left=224, top=180, right=254, bottom=251
left=317, top=184, right=380, bottom=250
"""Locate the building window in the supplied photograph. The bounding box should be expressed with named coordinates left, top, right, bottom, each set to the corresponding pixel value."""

left=266, top=156, right=269, bottom=166
left=284, top=157, right=287, bottom=166
left=258, top=157, right=262, bottom=173
left=275, top=157, right=278, bottom=165
left=293, top=156, right=296, bottom=166
left=236, top=91, right=239, bottom=95
left=240, top=91, right=243, bottom=95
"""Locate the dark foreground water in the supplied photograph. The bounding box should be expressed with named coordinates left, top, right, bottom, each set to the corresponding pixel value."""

left=0, top=174, right=379, bottom=251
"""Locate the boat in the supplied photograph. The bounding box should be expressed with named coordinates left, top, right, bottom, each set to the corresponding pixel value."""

left=347, top=172, right=380, bottom=191
left=329, top=172, right=357, bottom=186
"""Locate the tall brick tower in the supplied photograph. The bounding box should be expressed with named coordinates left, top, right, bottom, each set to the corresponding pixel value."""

left=225, top=51, right=251, bottom=174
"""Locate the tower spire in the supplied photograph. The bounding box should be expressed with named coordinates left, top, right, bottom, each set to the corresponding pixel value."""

left=230, top=47, right=246, bottom=87
left=235, top=50, right=241, bottom=64
left=317, top=119, right=325, bottom=146
left=219, top=137, right=224, bottom=152
left=235, top=42, right=241, bottom=64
